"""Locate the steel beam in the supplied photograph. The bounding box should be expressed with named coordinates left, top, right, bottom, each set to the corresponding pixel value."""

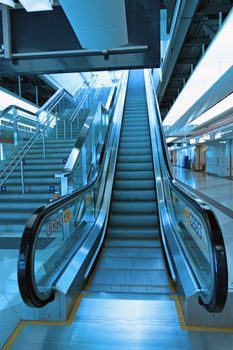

left=1, top=4, right=11, bottom=59
left=157, top=0, right=200, bottom=103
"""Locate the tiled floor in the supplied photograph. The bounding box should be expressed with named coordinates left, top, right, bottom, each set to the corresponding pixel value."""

left=173, top=167, right=233, bottom=288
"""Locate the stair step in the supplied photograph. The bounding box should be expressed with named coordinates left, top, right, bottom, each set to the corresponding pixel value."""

left=24, top=153, right=70, bottom=159
left=0, top=184, right=59, bottom=192
left=5, top=177, right=60, bottom=185
left=0, top=210, right=34, bottom=220
left=0, top=193, right=50, bottom=200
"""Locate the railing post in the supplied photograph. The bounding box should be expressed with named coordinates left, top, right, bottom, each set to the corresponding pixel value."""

left=42, top=131, right=46, bottom=159
left=56, top=115, right=58, bottom=139
left=63, top=120, right=66, bottom=139
left=20, top=159, right=25, bottom=194
left=91, top=123, right=96, bottom=167
left=70, top=122, right=73, bottom=139
left=61, top=175, right=68, bottom=196
left=13, top=106, right=18, bottom=146
left=36, top=113, right=40, bottom=132
left=81, top=146, right=87, bottom=186
left=77, top=113, right=80, bottom=134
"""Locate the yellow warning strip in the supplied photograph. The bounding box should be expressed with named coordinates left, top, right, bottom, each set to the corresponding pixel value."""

left=2, top=292, right=85, bottom=350
left=171, top=294, right=233, bottom=333
left=2, top=322, right=25, bottom=350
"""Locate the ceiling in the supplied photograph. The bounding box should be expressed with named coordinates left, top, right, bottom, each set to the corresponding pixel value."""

left=158, top=0, right=233, bottom=121
left=1, top=1, right=231, bottom=108
left=0, top=0, right=162, bottom=105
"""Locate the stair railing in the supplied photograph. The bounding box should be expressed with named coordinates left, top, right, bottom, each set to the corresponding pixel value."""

left=0, top=81, right=102, bottom=193
left=0, top=105, right=37, bottom=146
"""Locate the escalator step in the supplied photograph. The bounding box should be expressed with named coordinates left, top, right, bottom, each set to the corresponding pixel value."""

left=117, top=155, right=152, bottom=164
left=108, top=227, right=160, bottom=239
left=112, top=189, right=156, bottom=201
left=105, top=239, right=161, bottom=248
left=118, top=148, right=151, bottom=156
left=111, top=201, right=156, bottom=213
left=115, top=170, right=153, bottom=180
left=114, top=179, right=155, bottom=190
left=109, top=213, right=158, bottom=227
left=116, top=163, right=153, bottom=171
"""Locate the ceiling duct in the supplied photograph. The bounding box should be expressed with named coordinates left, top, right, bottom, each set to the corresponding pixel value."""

left=0, top=0, right=15, bottom=7
left=59, top=0, right=128, bottom=50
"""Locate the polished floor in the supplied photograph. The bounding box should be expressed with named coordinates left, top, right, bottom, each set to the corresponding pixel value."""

left=2, top=168, right=233, bottom=349
left=173, top=166, right=233, bottom=289
left=7, top=296, right=233, bottom=350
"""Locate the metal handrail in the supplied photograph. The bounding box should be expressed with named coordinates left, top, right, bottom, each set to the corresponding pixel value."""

left=63, top=86, right=115, bottom=174
left=0, top=84, right=97, bottom=188
left=147, top=70, right=228, bottom=313
left=0, top=105, right=37, bottom=118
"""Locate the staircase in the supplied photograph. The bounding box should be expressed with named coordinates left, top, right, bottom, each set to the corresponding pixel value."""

left=0, top=124, right=78, bottom=237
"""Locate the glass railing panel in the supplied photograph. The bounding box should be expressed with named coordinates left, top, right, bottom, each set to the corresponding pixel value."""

left=168, top=188, right=212, bottom=298
left=33, top=186, right=99, bottom=292
left=144, top=68, right=228, bottom=312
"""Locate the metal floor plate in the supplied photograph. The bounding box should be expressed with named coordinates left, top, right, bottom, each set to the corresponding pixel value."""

left=10, top=297, right=233, bottom=350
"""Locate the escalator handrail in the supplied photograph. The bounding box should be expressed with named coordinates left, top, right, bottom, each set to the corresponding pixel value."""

left=147, top=70, right=228, bottom=313
left=18, top=75, right=125, bottom=308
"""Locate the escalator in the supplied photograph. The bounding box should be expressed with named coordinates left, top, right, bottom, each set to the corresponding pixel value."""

left=87, top=71, right=169, bottom=295
left=15, top=70, right=229, bottom=349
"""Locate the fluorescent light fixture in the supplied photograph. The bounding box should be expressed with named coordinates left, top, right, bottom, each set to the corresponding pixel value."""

left=199, top=137, right=205, bottom=143
left=0, top=88, right=38, bottom=114
left=222, top=129, right=232, bottom=135
left=164, top=9, right=233, bottom=127
left=215, top=132, right=222, bottom=139
left=188, top=92, right=233, bottom=127
left=18, top=0, right=52, bottom=12
left=166, top=137, right=177, bottom=143
left=0, top=0, right=15, bottom=7
left=190, top=139, right=196, bottom=144
left=203, top=134, right=210, bottom=140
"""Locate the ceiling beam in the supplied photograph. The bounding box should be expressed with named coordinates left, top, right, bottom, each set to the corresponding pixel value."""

left=157, top=0, right=200, bottom=103
left=184, top=36, right=210, bottom=46
left=197, top=3, right=233, bottom=15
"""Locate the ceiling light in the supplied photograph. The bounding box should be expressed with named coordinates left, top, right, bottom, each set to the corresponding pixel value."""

left=188, top=92, right=233, bottom=127
left=163, top=9, right=233, bottom=127
left=18, top=0, right=52, bottom=12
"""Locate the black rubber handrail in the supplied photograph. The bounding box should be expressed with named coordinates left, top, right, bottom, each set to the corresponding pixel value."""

left=149, top=72, right=228, bottom=312
left=18, top=168, right=101, bottom=307
left=17, top=83, right=119, bottom=308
